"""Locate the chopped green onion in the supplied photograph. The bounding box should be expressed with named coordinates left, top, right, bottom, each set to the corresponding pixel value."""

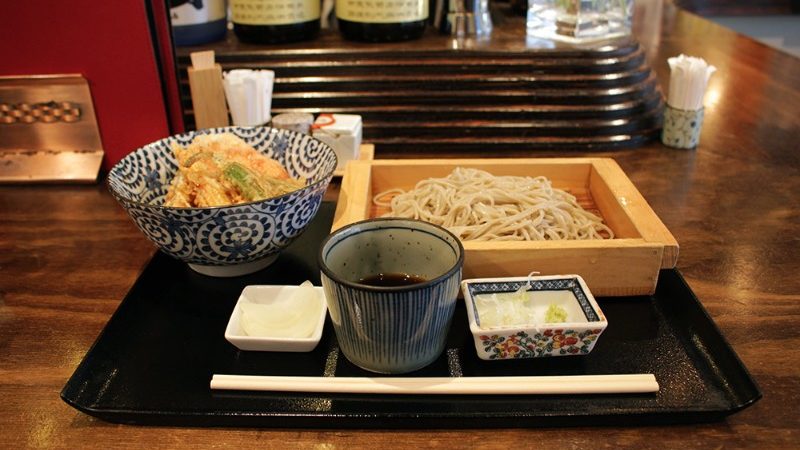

left=223, top=162, right=266, bottom=201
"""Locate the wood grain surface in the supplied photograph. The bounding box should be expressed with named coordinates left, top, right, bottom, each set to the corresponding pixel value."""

left=2, top=1, right=800, bottom=448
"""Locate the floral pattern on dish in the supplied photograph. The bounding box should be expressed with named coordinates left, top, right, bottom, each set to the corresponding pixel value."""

left=479, top=329, right=603, bottom=359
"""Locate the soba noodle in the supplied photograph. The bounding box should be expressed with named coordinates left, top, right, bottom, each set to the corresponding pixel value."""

left=373, top=167, right=614, bottom=241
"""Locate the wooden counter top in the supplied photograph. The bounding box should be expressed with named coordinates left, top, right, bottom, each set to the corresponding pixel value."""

left=1, top=1, right=799, bottom=447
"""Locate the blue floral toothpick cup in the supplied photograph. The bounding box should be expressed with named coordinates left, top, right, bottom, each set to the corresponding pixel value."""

left=661, top=54, right=716, bottom=149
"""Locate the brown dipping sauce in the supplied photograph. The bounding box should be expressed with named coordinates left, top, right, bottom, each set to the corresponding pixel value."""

left=358, top=272, right=427, bottom=287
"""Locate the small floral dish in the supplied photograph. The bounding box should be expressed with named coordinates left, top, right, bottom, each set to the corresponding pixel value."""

left=461, top=274, right=608, bottom=360
left=225, top=284, right=327, bottom=352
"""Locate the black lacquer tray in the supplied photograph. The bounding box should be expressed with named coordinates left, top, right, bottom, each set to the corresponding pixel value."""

left=61, top=202, right=761, bottom=428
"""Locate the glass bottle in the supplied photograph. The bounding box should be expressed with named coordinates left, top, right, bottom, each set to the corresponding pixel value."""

left=526, top=0, right=632, bottom=43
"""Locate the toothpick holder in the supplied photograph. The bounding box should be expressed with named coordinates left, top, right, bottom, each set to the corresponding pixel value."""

left=661, top=104, right=704, bottom=149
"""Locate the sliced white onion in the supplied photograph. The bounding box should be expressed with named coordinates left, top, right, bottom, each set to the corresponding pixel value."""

left=240, top=281, right=323, bottom=338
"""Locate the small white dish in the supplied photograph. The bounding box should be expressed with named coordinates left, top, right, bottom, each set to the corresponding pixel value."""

left=225, top=285, right=327, bottom=352
left=461, top=274, right=608, bottom=360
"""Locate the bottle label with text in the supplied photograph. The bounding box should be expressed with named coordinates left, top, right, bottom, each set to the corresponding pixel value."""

left=336, top=0, right=428, bottom=23
left=231, top=0, right=320, bottom=25
left=171, top=0, right=227, bottom=25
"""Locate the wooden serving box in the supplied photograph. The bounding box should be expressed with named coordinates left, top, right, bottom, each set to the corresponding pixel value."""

left=332, top=158, right=678, bottom=296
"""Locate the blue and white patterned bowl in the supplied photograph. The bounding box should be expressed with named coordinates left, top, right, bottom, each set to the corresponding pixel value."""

left=108, top=126, right=337, bottom=277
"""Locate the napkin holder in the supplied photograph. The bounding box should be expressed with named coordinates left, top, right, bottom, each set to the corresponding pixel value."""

left=0, top=74, right=103, bottom=183
left=187, top=50, right=229, bottom=129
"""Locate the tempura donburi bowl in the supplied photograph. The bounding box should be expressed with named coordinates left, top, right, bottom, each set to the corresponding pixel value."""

left=107, top=126, right=337, bottom=277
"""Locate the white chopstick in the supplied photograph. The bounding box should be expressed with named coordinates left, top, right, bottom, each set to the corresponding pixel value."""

left=210, top=374, right=658, bottom=395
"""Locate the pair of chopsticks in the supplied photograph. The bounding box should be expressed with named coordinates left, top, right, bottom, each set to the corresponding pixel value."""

left=210, top=374, right=658, bottom=395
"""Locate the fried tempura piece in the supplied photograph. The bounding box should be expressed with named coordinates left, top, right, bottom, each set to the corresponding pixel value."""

left=163, top=133, right=303, bottom=208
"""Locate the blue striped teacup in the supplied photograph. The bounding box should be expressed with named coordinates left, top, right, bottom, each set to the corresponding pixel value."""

left=319, top=218, right=464, bottom=374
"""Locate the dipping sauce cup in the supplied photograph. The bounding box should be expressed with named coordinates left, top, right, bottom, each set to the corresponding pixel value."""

left=319, top=218, right=464, bottom=374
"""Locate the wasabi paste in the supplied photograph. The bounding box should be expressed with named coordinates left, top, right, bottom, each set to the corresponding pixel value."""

left=544, top=304, right=569, bottom=323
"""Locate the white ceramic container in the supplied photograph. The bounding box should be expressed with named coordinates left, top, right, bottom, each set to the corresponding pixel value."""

left=225, top=285, right=328, bottom=352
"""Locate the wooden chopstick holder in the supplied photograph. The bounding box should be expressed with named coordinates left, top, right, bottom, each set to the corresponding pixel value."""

left=210, top=374, right=659, bottom=395
left=187, top=50, right=229, bottom=129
